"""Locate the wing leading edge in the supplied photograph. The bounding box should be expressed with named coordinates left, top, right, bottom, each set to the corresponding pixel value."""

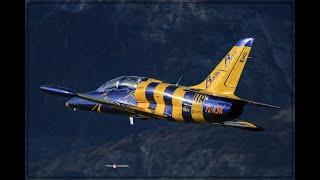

left=40, top=85, right=169, bottom=120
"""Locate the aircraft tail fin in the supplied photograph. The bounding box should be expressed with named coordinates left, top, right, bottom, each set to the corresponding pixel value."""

left=191, top=38, right=254, bottom=95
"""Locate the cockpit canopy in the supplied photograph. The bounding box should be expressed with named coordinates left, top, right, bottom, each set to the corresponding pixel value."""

left=97, top=76, right=148, bottom=92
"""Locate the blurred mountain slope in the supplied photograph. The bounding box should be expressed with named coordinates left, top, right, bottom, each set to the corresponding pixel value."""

left=30, top=107, right=292, bottom=176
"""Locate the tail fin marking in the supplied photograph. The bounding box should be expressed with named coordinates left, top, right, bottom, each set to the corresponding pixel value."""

left=191, top=38, right=254, bottom=95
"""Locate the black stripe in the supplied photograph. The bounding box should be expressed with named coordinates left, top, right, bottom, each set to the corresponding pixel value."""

left=182, top=91, right=195, bottom=122
left=194, top=93, right=200, bottom=102
left=163, top=85, right=179, bottom=117
left=145, top=82, right=159, bottom=110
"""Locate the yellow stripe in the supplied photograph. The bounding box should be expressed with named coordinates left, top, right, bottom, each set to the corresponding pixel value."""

left=134, top=81, right=151, bottom=102
left=153, top=83, right=170, bottom=115
left=171, top=87, right=185, bottom=121
left=134, top=81, right=152, bottom=112
left=137, top=103, right=150, bottom=110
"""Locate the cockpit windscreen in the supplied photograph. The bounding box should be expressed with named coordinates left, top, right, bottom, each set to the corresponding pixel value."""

left=97, top=76, right=148, bottom=92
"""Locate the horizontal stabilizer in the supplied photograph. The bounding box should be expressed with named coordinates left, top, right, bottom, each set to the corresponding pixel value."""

left=222, top=120, right=265, bottom=131
left=240, top=99, right=280, bottom=109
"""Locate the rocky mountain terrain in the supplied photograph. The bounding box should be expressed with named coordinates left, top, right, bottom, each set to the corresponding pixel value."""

left=27, top=1, right=293, bottom=177
left=30, top=107, right=292, bottom=177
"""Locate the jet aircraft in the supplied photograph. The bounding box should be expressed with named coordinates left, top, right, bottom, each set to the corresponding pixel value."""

left=40, top=38, right=280, bottom=131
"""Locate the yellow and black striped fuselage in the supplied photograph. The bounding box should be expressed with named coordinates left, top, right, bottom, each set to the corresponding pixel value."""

left=134, top=79, right=239, bottom=123
left=42, top=38, right=271, bottom=131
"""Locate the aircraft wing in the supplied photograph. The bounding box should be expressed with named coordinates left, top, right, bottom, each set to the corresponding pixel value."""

left=40, top=85, right=169, bottom=120
left=79, top=93, right=169, bottom=119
